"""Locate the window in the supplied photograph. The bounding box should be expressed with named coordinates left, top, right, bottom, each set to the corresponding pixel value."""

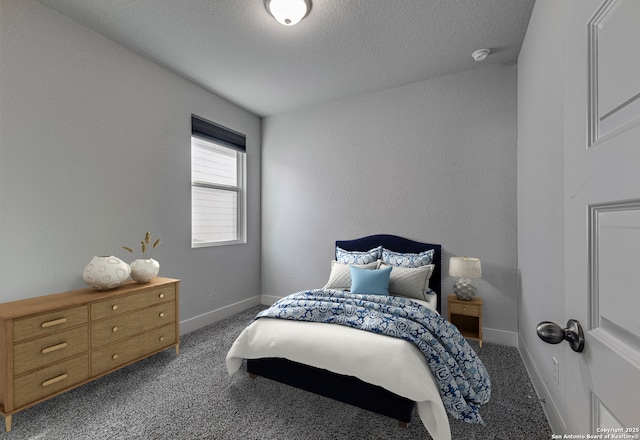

left=191, top=115, right=246, bottom=247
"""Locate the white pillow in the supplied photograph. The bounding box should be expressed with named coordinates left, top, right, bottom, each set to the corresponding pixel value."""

left=381, top=263, right=435, bottom=300
left=323, top=260, right=380, bottom=290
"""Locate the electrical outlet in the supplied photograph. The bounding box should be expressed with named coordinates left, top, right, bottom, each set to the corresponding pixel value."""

left=552, top=357, right=559, bottom=386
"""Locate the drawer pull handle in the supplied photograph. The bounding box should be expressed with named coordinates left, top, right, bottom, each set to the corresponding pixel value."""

left=112, top=354, right=119, bottom=360
left=159, top=336, right=165, bottom=342
left=159, top=293, right=165, bottom=299
left=42, top=374, right=68, bottom=387
left=159, top=312, right=165, bottom=318
left=112, top=326, right=118, bottom=332
left=41, top=342, right=68, bottom=354
left=112, top=305, right=118, bottom=311
left=462, top=307, right=467, bottom=312
left=41, top=318, right=67, bottom=328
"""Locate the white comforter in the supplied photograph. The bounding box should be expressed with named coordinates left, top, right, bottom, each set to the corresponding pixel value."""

left=225, top=298, right=451, bottom=440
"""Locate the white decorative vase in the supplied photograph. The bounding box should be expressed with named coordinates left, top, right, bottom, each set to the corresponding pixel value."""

left=130, top=258, right=160, bottom=283
left=83, top=256, right=130, bottom=291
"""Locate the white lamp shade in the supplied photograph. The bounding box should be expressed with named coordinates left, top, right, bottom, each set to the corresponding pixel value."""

left=449, top=256, right=482, bottom=279
left=265, top=0, right=310, bottom=26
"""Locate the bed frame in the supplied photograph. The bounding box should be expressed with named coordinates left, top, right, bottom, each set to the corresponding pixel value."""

left=247, top=234, right=442, bottom=428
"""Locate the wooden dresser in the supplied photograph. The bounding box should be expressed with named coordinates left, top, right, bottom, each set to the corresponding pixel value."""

left=0, top=277, right=179, bottom=431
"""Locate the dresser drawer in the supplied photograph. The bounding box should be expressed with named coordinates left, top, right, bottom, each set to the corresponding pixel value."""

left=91, top=324, right=176, bottom=376
left=13, top=306, right=88, bottom=342
left=13, top=326, right=89, bottom=375
left=13, top=354, right=89, bottom=409
left=449, top=302, right=480, bottom=317
left=90, top=285, right=175, bottom=321
left=91, top=302, right=176, bottom=348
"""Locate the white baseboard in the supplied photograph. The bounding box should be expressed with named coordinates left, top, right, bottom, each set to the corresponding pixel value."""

left=483, top=327, right=518, bottom=347
left=260, top=294, right=282, bottom=306
left=518, top=337, right=565, bottom=434
left=180, top=295, right=261, bottom=335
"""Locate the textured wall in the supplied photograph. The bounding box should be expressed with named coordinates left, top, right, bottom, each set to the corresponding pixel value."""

left=517, top=0, right=569, bottom=432
left=0, top=0, right=261, bottom=328
left=262, top=64, right=518, bottom=340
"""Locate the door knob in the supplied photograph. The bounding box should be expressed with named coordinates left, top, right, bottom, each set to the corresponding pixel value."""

left=536, top=319, right=585, bottom=353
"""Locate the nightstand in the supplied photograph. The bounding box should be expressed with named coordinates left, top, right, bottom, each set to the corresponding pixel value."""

left=447, top=294, right=483, bottom=347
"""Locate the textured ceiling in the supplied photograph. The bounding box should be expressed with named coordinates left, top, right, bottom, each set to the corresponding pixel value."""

left=36, top=0, right=536, bottom=117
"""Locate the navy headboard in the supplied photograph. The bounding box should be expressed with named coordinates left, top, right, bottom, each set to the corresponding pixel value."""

left=335, top=234, right=442, bottom=314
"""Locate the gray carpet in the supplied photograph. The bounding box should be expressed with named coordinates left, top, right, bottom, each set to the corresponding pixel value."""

left=3, top=306, right=552, bottom=439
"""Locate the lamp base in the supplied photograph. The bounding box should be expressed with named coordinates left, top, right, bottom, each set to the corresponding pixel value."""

left=453, top=278, right=476, bottom=301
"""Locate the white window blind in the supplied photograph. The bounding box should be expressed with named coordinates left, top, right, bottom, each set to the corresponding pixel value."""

left=191, top=116, right=246, bottom=247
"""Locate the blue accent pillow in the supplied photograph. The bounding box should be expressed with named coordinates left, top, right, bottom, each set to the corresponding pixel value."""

left=336, top=246, right=382, bottom=265
left=381, top=248, right=434, bottom=268
left=349, top=265, right=392, bottom=296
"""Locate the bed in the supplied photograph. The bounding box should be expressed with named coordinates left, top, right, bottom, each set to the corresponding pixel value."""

left=226, top=235, right=489, bottom=440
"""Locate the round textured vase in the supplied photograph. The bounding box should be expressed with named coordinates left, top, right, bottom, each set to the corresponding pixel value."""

left=130, top=258, right=160, bottom=283
left=453, top=277, right=477, bottom=300
left=83, top=256, right=131, bottom=291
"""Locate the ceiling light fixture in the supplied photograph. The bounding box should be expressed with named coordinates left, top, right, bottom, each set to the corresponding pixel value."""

left=264, top=0, right=312, bottom=26
left=472, top=48, right=491, bottom=62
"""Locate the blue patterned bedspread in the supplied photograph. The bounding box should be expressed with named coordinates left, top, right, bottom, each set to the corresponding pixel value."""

left=256, top=289, right=491, bottom=424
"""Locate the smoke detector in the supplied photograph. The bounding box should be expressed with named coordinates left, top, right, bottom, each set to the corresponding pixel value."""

left=472, top=49, right=491, bottom=62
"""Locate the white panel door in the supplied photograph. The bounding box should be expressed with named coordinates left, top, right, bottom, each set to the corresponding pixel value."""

left=564, top=0, right=640, bottom=433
